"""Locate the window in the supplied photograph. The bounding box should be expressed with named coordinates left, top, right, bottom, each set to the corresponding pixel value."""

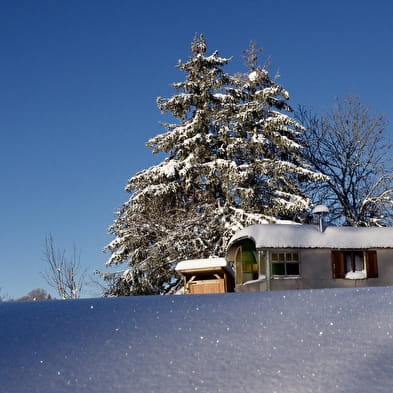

left=271, top=251, right=300, bottom=276
left=331, top=250, right=378, bottom=279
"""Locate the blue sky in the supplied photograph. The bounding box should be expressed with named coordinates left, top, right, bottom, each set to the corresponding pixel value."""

left=1, top=0, right=392, bottom=299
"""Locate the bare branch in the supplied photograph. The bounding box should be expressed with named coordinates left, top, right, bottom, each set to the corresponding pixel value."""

left=297, top=96, right=393, bottom=226
left=41, top=234, right=86, bottom=299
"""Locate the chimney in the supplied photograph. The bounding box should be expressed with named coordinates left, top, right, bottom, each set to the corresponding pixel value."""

left=312, top=205, right=329, bottom=232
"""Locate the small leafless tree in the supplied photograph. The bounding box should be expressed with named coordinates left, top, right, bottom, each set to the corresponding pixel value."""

left=42, top=234, right=86, bottom=299
left=297, top=96, right=393, bottom=226
left=17, top=288, right=51, bottom=301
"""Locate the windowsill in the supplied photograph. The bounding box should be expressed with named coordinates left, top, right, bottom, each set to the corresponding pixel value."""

left=242, top=276, right=302, bottom=285
left=243, top=276, right=266, bottom=285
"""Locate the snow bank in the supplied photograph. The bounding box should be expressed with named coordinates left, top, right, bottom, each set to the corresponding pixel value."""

left=1, top=287, right=393, bottom=392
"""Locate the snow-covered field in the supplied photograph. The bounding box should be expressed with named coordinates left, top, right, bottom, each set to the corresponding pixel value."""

left=1, top=287, right=393, bottom=392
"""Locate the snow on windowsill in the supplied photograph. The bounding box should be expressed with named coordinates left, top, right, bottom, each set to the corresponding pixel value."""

left=243, top=276, right=266, bottom=285
left=243, top=275, right=302, bottom=285
left=345, top=271, right=367, bottom=280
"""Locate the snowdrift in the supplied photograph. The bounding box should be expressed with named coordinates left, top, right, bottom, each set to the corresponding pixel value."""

left=1, top=287, right=393, bottom=392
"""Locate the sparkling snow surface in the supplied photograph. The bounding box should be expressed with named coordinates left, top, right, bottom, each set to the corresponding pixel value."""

left=1, top=287, right=393, bottom=392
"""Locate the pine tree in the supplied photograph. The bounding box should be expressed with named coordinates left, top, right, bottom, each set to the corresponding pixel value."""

left=102, top=36, right=322, bottom=296
left=226, top=42, right=324, bottom=220
left=103, top=35, right=233, bottom=295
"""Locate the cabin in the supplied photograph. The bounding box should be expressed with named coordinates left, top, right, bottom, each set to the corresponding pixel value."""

left=226, top=223, right=393, bottom=292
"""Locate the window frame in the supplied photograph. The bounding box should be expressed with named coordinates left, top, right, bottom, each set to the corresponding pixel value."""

left=270, top=250, right=300, bottom=278
left=331, top=250, right=378, bottom=279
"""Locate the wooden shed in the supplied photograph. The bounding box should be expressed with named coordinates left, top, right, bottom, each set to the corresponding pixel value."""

left=175, top=258, right=235, bottom=294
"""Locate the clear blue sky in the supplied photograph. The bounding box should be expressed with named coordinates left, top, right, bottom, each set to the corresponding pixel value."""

left=1, top=0, right=392, bottom=299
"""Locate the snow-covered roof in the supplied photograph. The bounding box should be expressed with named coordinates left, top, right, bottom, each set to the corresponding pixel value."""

left=2, top=288, right=393, bottom=393
left=228, top=223, right=393, bottom=249
left=175, top=258, right=228, bottom=272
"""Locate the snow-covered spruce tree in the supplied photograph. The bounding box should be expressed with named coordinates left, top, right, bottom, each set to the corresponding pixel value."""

left=224, top=42, right=325, bottom=222
left=103, top=36, right=322, bottom=296
left=103, top=35, right=234, bottom=295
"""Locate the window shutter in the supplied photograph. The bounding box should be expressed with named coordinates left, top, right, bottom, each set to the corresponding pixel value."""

left=365, top=250, right=378, bottom=278
left=331, top=251, right=345, bottom=278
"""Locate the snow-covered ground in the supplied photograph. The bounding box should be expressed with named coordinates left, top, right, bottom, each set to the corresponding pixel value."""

left=1, top=287, right=393, bottom=392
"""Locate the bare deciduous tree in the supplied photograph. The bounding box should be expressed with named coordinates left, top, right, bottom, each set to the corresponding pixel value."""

left=42, top=234, right=86, bottom=299
left=297, top=96, right=393, bottom=226
left=17, top=288, right=51, bottom=301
